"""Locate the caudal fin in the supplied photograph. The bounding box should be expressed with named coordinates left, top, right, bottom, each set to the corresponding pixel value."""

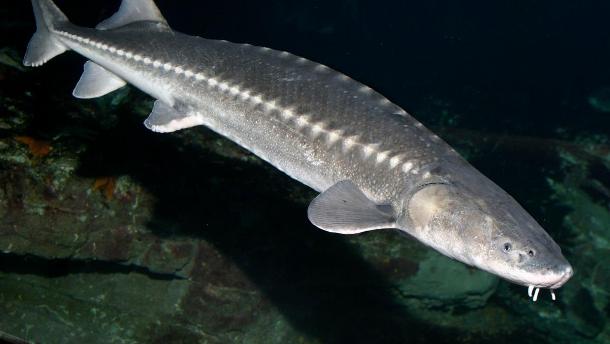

left=23, top=0, right=70, bottom=67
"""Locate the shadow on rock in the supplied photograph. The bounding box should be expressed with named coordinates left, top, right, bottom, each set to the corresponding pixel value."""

left=75, top=109, right=455, bottom=343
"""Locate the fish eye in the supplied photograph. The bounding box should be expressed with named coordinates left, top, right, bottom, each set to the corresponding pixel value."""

left=528, top=249, right=535, bottom=257
left=503, top=243, right=512, bottom=252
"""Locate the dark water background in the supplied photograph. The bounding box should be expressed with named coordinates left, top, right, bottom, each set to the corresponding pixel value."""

left=0, top=1, right=609, bottom=343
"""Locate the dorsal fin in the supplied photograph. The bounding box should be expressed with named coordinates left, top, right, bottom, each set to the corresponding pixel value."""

left=96, top=0, right=168, bottom=31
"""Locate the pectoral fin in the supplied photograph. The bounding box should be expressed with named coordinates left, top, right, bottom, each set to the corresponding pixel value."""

left=307, top=180, right=396, bottom=234
left=144, top=101, right=204, bottom=133
left=73, top=61, right=127, bottom=99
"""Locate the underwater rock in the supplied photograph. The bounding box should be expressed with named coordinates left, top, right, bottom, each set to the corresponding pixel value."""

left=396, top=251, right=498, bottom=309
left=0, top=244, right=306, bottom=344
left=348, top=231, right=498, bottom=310
left=0, top=132, right=196, bottom=276
left=0, top=265, right=194, bottom=343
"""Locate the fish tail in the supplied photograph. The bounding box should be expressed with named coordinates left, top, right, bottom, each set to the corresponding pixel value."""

left=23, top=0, right=71, bottom=67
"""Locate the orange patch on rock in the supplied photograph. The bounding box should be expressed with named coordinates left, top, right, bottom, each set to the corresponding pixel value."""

left=93, top=177, right=117, bottom=200
left=15, top=136, right=52, bottom=158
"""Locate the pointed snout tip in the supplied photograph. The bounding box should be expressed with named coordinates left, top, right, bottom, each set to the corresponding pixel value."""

left=551, top=263, right=574, bottom=289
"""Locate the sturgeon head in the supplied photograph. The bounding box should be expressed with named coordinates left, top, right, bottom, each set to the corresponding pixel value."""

left=397, top=159, right=573, bottom=300
left=308, top=157, right=572, bottom=301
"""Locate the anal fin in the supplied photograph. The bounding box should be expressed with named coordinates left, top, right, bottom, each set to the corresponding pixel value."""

left=73, top=61, right=127, bottom=99
left=307, top=180, right=396, bottom=234
left=144, top=100, right=204, bottom=133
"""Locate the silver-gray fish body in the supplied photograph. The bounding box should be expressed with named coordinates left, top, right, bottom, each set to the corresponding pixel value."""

left=25, top=0, right=573, bottom=294
left=60, top=22, right=456, bottom=204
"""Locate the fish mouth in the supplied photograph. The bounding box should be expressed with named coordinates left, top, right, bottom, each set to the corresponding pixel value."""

left=525, top=265, right=573, bottom=301
left=489, top=262, right=574, bottom=289
left=524, top=263, right=574, bottom=289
